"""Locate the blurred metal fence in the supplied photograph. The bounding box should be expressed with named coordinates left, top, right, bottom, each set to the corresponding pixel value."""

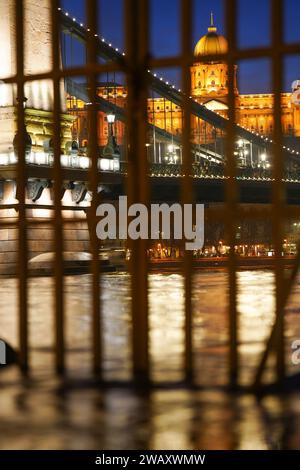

left=6, top=0, right=300, bottom=389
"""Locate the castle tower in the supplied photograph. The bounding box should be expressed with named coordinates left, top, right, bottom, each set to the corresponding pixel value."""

left=0, top=0, right=72, bottom=154
left=190, top=13, right=238, bottom=107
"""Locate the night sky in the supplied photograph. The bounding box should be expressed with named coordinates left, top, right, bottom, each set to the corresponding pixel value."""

left=62, top=0, right=300, bottom=94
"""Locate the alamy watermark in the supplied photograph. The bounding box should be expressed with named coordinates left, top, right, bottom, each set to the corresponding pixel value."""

left=0, top=340, right=6, bottom=365
left=291, top=340, right=300, bottom=365
left=96, top=196, right=204, bottom=250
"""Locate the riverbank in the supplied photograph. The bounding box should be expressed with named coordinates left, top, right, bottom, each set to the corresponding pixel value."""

left=148, top=256, right=297, bottom=270
left=0, top=255, right=297, bottom=277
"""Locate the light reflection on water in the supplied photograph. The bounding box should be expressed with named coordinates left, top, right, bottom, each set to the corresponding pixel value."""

left=0, top=269, right=300, bottom=385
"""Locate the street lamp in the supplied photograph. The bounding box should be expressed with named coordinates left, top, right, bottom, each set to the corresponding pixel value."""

left=101, top=113, right=120, bottom=171
left=107, top=113, right=115, bottom=135
left=13, top=96, right=32, bottom=160
left=165, top=143, right=178, bottom=164
left=259, top=152, right=269, bottom=170
left=235, top=139, right=249, bottom=166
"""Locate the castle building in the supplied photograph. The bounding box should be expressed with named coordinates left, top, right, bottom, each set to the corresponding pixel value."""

left=67, top=14, right=300, bottom=155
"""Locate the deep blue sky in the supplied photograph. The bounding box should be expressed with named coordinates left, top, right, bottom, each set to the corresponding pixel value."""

left=62, top=0, right=300, bottom=93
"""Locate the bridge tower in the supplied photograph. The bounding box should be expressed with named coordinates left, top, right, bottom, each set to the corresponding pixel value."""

left=0, top=0, right=73, bottom=154
left=0, top=1, right=90, bottom=275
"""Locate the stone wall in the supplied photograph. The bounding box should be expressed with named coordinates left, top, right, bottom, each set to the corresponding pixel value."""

left=0, top=181, right=91, bottom=275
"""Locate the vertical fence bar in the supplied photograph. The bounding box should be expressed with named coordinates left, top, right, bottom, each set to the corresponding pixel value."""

left=125, top=0, right=150, bottom=383
left=271, top=0, right=285, bottom=382
left=181, top=0, right=193, bottom=382
left=15, top=0, right=29, bottom=373
left=51, top=0, right=65, bottom=374
left=86, top=0, right=102, bottom=375
left=254, top=0, right=286, bottom=388
left=225, top=0, right=239, bottom=388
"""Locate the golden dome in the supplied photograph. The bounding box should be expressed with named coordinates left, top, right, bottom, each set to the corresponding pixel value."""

left=194, top=13, right=228, bottom=60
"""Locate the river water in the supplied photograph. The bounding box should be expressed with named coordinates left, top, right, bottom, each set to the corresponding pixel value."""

left=2, top=269, right=300, bottom=449
left=1, top=269, right=300, bottom=385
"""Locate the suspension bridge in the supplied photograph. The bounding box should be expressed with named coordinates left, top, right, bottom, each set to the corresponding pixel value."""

left=1, top=6, right=300, bottom=209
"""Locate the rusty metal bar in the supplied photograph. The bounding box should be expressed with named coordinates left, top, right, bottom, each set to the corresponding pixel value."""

left=51, top=0, right=65, bottom=374
left=1, top=64, right=124, bottom=86
left=271, top=0, right=285, bottom=383
left=3, top=36, right=300, bottom=89
left=253, top=243, right=300, bottom=388
left=225, top=0, right=239, bottom=388
left=125, top=0, right=150, bottom=383
left=2, top=200, right=300, bottom=221
left=253, top=0, right=286, bottom=387
left=180, top=0, right=193, bottom=382
left=86, top=0, right=102, bottom=375
left=15, top=0, right=29, bottom=373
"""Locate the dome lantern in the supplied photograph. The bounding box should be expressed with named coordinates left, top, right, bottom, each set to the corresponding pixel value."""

left=207, top=12, right=217, bottom=33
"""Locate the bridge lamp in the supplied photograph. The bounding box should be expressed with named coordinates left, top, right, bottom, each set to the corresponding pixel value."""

left=260, top=153, right=267, bottom=162
left=16, top=96, right=28, bottom=109
left=107, top=113, right=115, bottom=124
left=102, top=113, right=120, bottom=170
left=0, top=80, right=12, bottom=107
left=0, top=154, right=9, bottom=165
left=107, top=113, right=116, bottom=138
left=145, top=143, right=151, bottom=160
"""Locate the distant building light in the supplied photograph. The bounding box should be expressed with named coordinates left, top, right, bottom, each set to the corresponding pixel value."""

left=260, top=153, right=267, bottom=162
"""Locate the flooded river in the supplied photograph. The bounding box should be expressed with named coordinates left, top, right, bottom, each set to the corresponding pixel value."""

left=1, top=269, right=300, bottom=385
left=1, top=270, right=300, bottom=449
